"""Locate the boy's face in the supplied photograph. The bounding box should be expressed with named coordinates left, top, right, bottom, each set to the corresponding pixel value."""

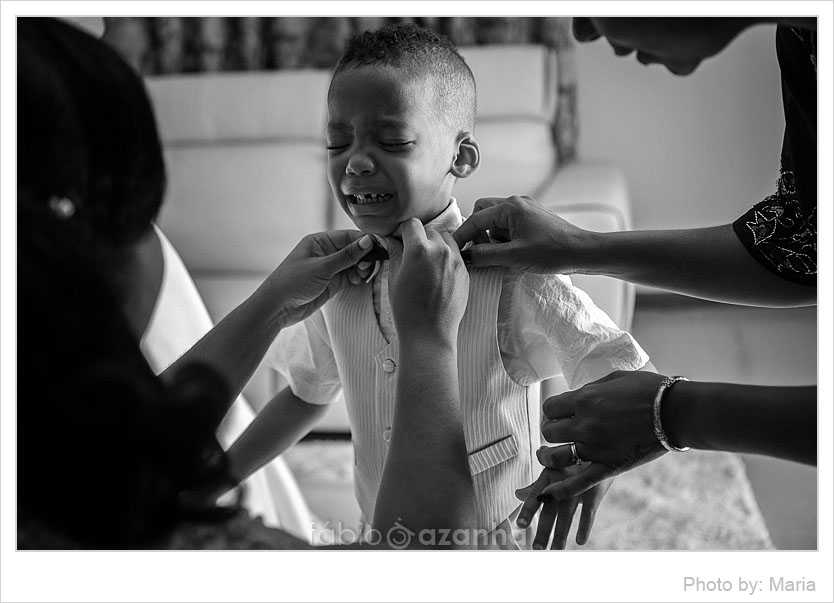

left=327, top=66, right=461, bottom=236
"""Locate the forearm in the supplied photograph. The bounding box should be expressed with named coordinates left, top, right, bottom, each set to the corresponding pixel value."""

left=226, top=387, right=327, bottom=484
left=160, top=281, right=284, bottom=405
left=374, top=335, right=477, bottom=540
left=582, top=225, right=815, bottom=307
left=663, top=381, right=816, bottom=464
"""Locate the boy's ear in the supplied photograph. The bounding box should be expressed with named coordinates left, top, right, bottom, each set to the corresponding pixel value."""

left=450, top=133, right=480, bottom=179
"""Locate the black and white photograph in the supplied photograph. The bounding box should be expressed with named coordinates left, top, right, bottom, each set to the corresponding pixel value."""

left=2, top=3, right=831, bottom=602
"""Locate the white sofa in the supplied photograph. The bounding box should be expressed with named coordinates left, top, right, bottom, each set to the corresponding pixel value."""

left=145, top=44, right=634, bottom=432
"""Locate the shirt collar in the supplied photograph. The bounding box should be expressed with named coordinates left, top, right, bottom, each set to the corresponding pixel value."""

left=423, top=198, right=463, bottom=235
left=373, top=198, right=463, bottom=251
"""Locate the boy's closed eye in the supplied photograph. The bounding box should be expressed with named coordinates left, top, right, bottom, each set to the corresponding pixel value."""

left=325, top=128, right=350, bottom=151
left=327, top=141, right=414, bottom=152
left=380, top=139, right=414, bottom=148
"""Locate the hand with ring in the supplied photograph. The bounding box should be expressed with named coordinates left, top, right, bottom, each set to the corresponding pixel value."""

left=514, top=454, right=613, bottom=550
left=535, top=370, right=671, bottom=500
left=569, top=442, right=582, bottom=465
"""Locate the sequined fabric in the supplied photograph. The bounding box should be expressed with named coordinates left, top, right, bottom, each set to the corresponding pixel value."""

left=740, top=171, right=816, bottom=279
left=733, top=25, right=816, bottom=286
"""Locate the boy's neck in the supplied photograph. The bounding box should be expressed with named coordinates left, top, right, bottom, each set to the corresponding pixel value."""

left=384, top=198, right=458, bottom=240
left=424, top=199, right=454, bottom=226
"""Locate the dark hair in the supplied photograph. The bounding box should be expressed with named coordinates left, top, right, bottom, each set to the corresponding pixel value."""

left=331, top=23, right=476, bottom=132
left=17, top=18, right=235, bottom=548
left=17, top=17, right=165, bottom=248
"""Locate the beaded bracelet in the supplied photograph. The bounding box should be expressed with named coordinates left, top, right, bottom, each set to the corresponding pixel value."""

left=652, top=376, right=690, bottom=452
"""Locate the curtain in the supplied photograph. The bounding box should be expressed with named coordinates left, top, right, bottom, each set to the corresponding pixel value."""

left=103, top=17, right=577, bottom=162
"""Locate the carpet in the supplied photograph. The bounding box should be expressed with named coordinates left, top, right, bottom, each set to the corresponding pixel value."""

left=568, top=449, right=774, bottom=550
left=283, top=441, right=774, bottom=550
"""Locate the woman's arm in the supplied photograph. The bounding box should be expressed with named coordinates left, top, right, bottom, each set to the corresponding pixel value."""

left=374, top=332, right=473, bottom=539
left=454, top=197, right=815, bottom=307
left=584, top=225, right=816, bottom=307
left=529, top=371, right=816, bottom=504
left=663, top=380, right=816, bottom=464
left=372, top=220, right=477, bottom=544
left=159, top=231, right=373, bottom=402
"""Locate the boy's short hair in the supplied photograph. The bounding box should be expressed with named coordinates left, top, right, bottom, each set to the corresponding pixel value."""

left=332, top=23, right=476, bottom=132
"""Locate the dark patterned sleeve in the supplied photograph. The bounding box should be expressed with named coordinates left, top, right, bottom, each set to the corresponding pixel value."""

left=732, top=170, right=816, bottom=286
left=732, top=26, right=816, bottom=287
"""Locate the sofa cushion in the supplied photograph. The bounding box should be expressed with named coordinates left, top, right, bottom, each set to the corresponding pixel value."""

left=459, top=45, right=557, bottom=120
left=453, top=120, right=557, bottom=216
left=146, top=72, right=333, bottom=274
left=147, top=71, right=330, bottom=142
left=540, top=161, right=633, bottom=230
left=452, top=45, right=559, bottom=216
left=156, top=143, right=329, bottom=273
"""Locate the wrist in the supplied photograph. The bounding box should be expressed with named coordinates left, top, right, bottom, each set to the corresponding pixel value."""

left=396, top=337, right=461, bottom=409
left=252, top=279, right=291, bottom=333
left=396, top=315, right=461, bottom=347
left=574, top=230, right=613, bottom=276
left=653, top=376, right=690, bottom=451
left=399, top=331, right=458, bottom=357
left=660, top=380, right=694, bottom=450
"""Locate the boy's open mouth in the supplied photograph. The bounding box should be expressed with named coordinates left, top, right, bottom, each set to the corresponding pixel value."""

left=350, top=193, right=393, bottom=205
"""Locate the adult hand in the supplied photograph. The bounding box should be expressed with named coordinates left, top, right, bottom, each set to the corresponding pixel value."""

left=515, top=469, right=613, bottom=549
left=268, top=230, right=375, bottom=329
left=452, top=195, right=594, bottom=274
left=534, top=370, right=669, bottom=502
left=386, top=218, right=470, bottom=340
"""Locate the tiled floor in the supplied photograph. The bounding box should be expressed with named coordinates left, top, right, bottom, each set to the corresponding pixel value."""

left=290, top=295, right=819, bottom=549
left=630, top=295, right=818, bottom=550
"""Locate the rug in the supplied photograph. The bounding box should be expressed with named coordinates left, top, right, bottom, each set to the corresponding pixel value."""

left=282, top=441, right=774, bottom=550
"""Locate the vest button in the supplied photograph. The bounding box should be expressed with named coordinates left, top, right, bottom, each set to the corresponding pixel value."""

left=383, top=428, right=392, bottom=443
left=382, top=359, right=396, bottom=373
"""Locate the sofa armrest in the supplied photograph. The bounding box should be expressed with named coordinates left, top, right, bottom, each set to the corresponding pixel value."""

left=534, top=160, right=632, bottom=230
left=535, top=160, right=636, bottom=333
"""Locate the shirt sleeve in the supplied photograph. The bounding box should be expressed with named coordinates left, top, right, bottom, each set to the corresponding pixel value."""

left=497, top=270, right=650, bottom=390
left=262, top=309, right=342, bottom=405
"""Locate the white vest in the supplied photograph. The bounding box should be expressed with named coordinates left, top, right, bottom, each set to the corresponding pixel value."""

left=323, top=266, right=540, bottom=530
